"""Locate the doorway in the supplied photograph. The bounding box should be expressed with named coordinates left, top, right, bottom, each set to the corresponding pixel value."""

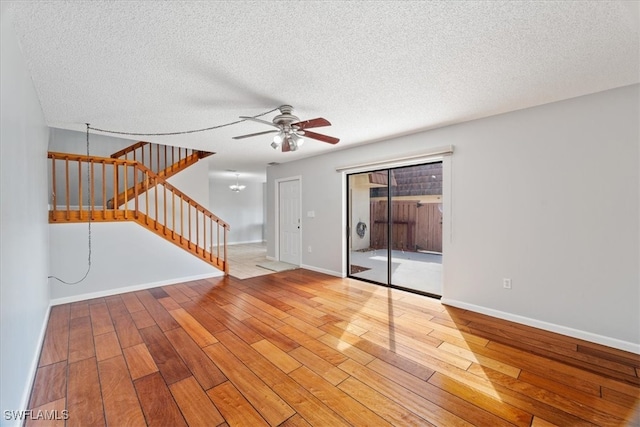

left=347, top=162, right=443, bottom=297
left=278, top=178, right=301, bottom=265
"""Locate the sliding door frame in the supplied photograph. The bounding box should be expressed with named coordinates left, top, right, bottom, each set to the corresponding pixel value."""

left=344, top=153, right=451, bottom=299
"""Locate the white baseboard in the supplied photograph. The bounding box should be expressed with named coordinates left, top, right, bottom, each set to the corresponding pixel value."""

left=266, top=255, right=277, bottom=261
left=228, top=240, right=265, bottom=246
left=17, top=304, right=51, bottom=422
left=300, top=264, right=343, bottom=278
left=50, top=272, right=223, bottom=306
left=441, top=298, right=640, bottom=354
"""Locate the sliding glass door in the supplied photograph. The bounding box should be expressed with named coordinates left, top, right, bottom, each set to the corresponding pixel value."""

left=347, top=162, right=443, bottom=297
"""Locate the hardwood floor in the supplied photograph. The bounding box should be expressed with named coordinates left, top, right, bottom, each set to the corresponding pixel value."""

left=28, top=270, right=639, bottom=426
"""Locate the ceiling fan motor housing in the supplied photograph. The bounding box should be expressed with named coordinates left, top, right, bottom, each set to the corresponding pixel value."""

left=273, top=105, right=300, bottom=129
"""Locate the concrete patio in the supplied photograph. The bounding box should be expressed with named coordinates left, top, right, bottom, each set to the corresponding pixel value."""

left=349, top=249, right=442, bottom=296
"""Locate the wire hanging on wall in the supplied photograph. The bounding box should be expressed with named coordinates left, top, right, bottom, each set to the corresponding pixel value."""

left=48, top=124, right=93, bottom=285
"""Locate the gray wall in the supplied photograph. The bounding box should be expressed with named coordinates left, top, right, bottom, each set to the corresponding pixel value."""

left=210, top=175, right=265, bottom=244
left=267, top=85, right=639, bottom=351
left=1, top=6, right=52, bottom=423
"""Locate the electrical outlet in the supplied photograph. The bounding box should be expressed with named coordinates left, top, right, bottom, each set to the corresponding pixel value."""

left=503, top=278, right=512, bottom=289
left=308, top=246, right=312, bottom=253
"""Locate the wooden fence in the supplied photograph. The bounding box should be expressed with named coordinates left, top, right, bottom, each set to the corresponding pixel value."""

left=370, top=200, right=442, bottom=253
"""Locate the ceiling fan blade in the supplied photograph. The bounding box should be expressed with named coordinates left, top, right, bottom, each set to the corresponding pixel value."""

left=232, top=130, right=279, bottom=140
left=239, top=116, right=279, bottom=129
left=292, top=117, right=331, bottom=130
left=282, top=139, right=292, bottom=152
left=302, top=130, right=340, bottom=144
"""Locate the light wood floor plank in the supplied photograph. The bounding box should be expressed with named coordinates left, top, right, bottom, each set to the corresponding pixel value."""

left=279, top=414, right=312, bottom=427
left=66, top=357, right=104, bottom=427
left=98, top=355, right=146, bottom=427
left=288, top=346, right=350, bottom=386
left=69, top=301, right=89, bottom=319
left=320, top=321, right=436, bottom=380
left=466, top=362, right=627, bottom=426
left=338, top=376, right=436, bottom=426
left=251, top=339, right=302, bottom=374
left=179, top=300, right=227, bottom=334
left=28, top=361, right=66, bottom=409
left=122, top=343, right=159, bottom=380
left=89, top=303, right=114, bottom=336
left=26, top=269, right=639, bottom=427
left=94, top=330, right=122, bottom=362
left=110, top=310, right=144, bottom=349
left=135, top=290, right=180, bottom=332
left=438, top=341, right=521, bottom=378
left=203, top=342, right=295, bottom=426
left=290, top=365, right=393, bottom=427
left=206, top=381, right=269, bottom=427
left=518, top=370, right=633, bottom=420
left=427, top=371, right=533, bottom=426
left=130, top=308, right=156, bottom=329
left=161, top=284, right=191, bottom=303
left=338, top=358, right=473, bottom=426
left=278, top=324, right=348, bottom=366
left=134, top=371, right=187, bottom=427
left=243, top=316, right=300, bottom=352
left=158, top=296, right=182, bottom=312
left=25, top=397, right=66, bottom=427
left=139, top=324, right=191, bottom=385
left=317, top=331, right=376, bottom=365
left=164, top=327, right=227, bottom=390
left=120, top=292, right=146, bottom=313
left=168, top=307, right=218, bottom=347
left=39, top=305, right=70, bottom=366
left=169, top=376, right=225, bottom=426
left=366, top=357, right=516, bottom=427
left=215, top=329, right=351, bottom=427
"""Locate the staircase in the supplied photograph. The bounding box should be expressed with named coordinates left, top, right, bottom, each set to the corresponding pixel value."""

left=48, top=141, right=229, bottom=274
left=108, top=141, right=214, bottom=208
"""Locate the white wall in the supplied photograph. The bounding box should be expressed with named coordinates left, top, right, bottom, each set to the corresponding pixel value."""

left=49, top=127, right=134, bottom=157
left=0, top=6, right=52, bottom=424
left=267, top=85, right=640, bottom=351
left=210, top=175, right=265, bottom=244
left=350, top=181, right=371, bottom=251
left=49, top=222, right=222, bottom=302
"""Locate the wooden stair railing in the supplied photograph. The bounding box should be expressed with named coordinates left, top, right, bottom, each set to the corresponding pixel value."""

left=108, top=141, right=215, bottom=208
left=48, top=151, right=229, bottom=274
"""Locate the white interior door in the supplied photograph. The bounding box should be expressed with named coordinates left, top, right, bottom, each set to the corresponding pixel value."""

left=279, top=179, right=301, bottom=265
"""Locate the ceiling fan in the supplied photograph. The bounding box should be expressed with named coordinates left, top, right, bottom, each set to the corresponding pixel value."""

left=232, top=105, right=339, bottom=152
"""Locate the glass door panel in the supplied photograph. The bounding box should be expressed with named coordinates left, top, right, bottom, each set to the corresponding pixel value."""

left=390, top=163, right=443, bottom=296
left=348, top=171, right=389, bottom=285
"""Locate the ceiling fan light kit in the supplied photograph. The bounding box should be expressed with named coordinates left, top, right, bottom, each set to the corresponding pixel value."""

left=233, top=105, right=339, bottom=152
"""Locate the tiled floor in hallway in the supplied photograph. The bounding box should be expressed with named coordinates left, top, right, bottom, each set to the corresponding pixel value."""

left=227, top=242, right=274, bottom=279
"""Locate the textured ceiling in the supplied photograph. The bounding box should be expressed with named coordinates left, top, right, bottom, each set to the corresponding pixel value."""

left=7, top=1, right=639, bottom=180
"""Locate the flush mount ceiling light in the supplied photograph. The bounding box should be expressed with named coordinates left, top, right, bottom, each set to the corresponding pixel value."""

left=229, top=173, right=246, bottom=192
left=233, top=105, right=339, bottom=152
